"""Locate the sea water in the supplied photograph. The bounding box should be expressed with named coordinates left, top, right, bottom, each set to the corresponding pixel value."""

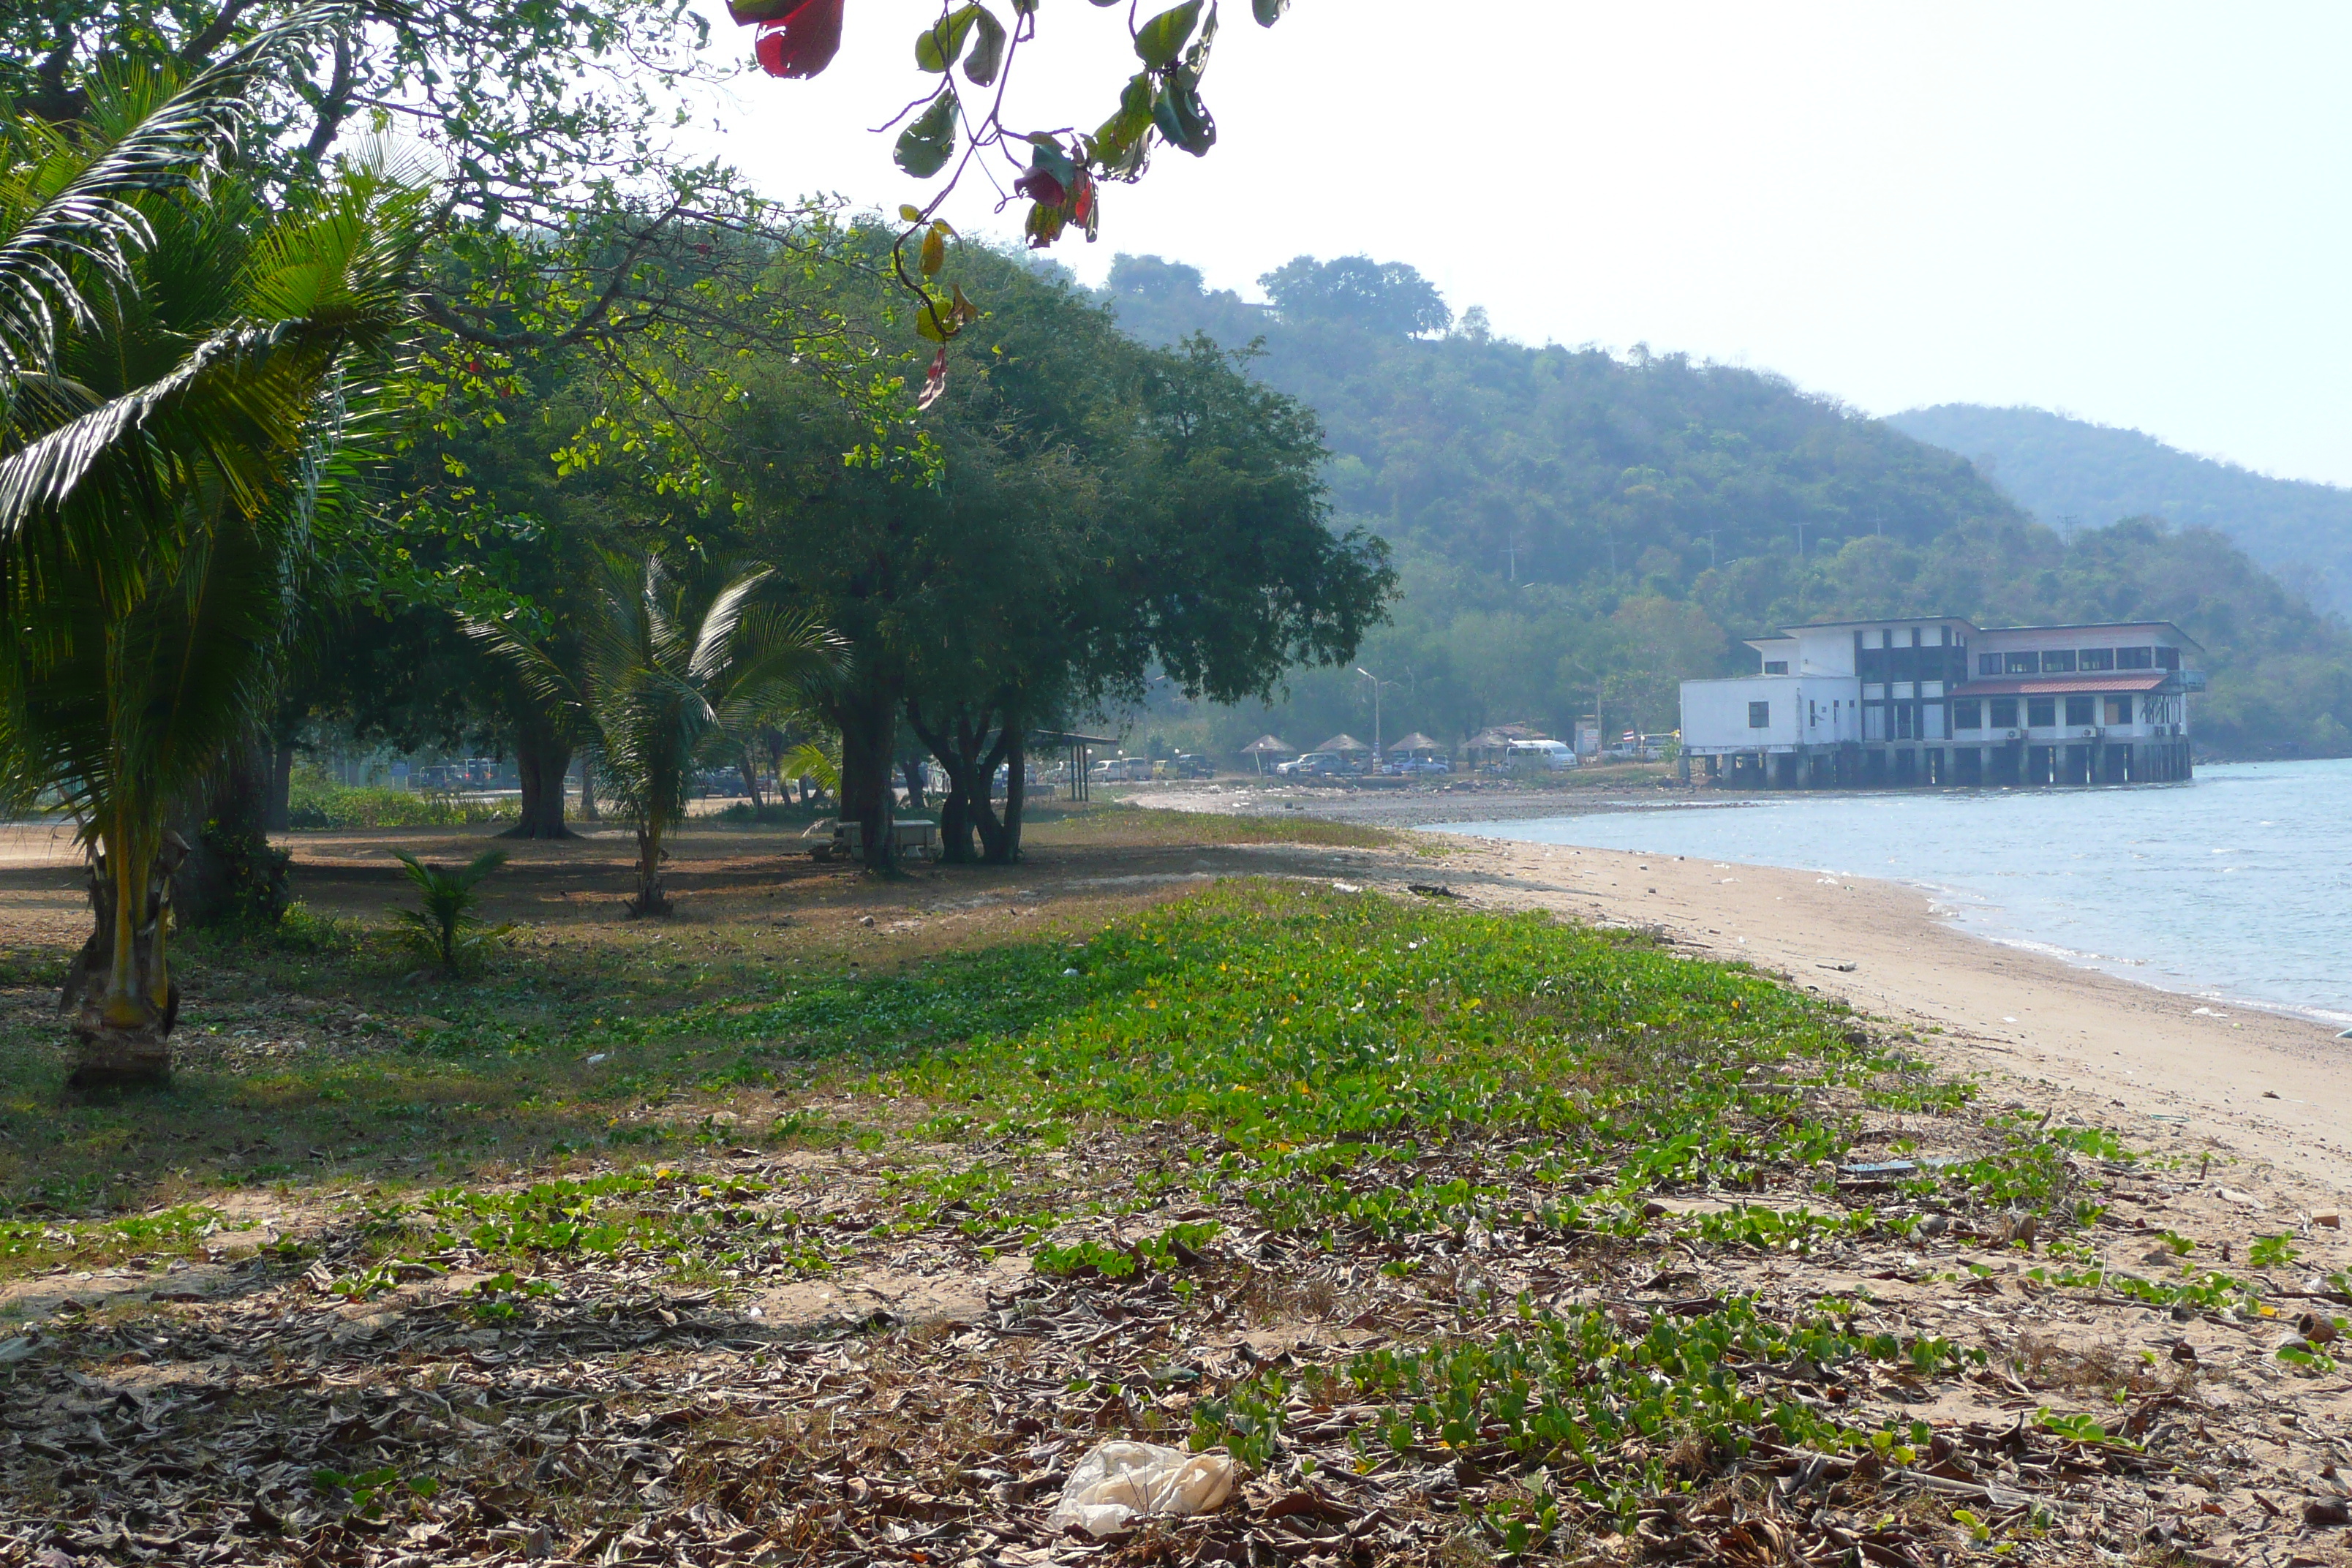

left=1428, top=756, right=2352, bottom=1027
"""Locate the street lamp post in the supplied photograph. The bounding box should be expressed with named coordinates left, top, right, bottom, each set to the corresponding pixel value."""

left=1355, top=666, right=1392, bottom=766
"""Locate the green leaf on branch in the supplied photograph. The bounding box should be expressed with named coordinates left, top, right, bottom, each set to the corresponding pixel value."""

left=920, top=225, right=947, bottom=276
left=895, top=91, right=959, bottom=178
left=1093, top=72, right=1158, bottom=170
left=1253, top=0, right=1289, bottom=23
left=1135, top=1, right=1205, bottom=67
left=964, top=7, right=1009, bottom=85
left=915, top=5, right=982, bottom=72
left=1152, top=68, right=1216, bottom=156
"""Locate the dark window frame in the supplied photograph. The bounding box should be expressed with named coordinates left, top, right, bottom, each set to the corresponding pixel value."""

left=1747, top=701, right=1771, bottom=729
left=2118, top=646, right=2155, bottom=669
left=2027, top=696, right=2057, bottom=727
left=2065, top=695, right=2095, bottom=725
left=1990, top=698, right=2019, bottom=728
left=2042, top=649, right=2078, bottom=674
left=2005, top=652, right=2040, bottom=674
left=2078, top=647, right=2115, bottom=671
left=1763, top=660, right=1789, bottom=675
left=1953, top=699, right=1983, bottom=730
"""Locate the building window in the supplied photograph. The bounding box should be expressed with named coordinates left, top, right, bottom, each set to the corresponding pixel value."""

left=1978, top=653, right=2002, bottom=676
left=2155, top=647, right=2181, bottom=670
left=2005, top=652, right=2040, bottom=674
left=2118, top=646, right=2155, bottom=669
left=1748, top=701, right=1771, bottom=728
left=1953, top=699, right=1983, bottom=729
left=1763, top=660, right=1788, bottom=674
left=1896, top=704, right=1914, bottom=739
left=2079, top=648, right=2114, bottom=671
left=1990, top=698, right=2019, bottom=728
left=1923, top=703, right=1946, bottom=739
left=2105, top=696, right=2132, bottom=725
left=2027, top=697, right=2057, bottom=727
left=2065, top=695, right=2095, bottom=725
left=2042, top=649, right=2077, bottom=673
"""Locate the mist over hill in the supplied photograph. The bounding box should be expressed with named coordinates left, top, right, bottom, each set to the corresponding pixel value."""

left=1099, top=257, right=2352, bottom=760
left=1886, top=404, right=2352, bottom=619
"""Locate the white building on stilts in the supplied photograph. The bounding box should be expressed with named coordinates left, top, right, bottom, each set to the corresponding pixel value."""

left=1678, top=617, right=2203, bottom=788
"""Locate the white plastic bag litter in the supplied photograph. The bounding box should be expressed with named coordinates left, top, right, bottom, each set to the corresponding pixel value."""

left=1045, top=1441, right=1238, bottom=1537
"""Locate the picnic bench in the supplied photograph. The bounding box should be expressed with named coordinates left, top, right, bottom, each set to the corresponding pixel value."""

left=807, top=818, right=940, bottom=863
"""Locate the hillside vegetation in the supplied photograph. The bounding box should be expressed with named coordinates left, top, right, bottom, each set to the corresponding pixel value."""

left=1889, top=403, right=2352, bottom=619
left=1104, top=257, right=2352, bottom=759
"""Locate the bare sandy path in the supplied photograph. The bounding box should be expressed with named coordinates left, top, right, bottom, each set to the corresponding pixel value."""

left=1409, top=829, right=2352, bottom=1198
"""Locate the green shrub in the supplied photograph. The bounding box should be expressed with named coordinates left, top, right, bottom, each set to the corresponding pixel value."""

left=287, top=774, right=517, bottom=830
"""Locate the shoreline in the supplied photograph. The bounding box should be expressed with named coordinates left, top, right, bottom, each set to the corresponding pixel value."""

left=1396, top=827, right=2352, bottom=1194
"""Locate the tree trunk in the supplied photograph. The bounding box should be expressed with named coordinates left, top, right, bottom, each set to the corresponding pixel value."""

left=61, top=834, right=188, bottom=1089
left=908, top=699, right=1010, bottom=864
left=900, top=758, right=927, bottom=812
left=578, top=753, right=600, bottom=821
left=998, top=727, right=1027, bottom=864
left=625, top=821, right=670, bottom=916
left=267, top=742, right=295, bottom=833
left=500, top=725, right=576, bottom=840
left=739, top=745, right=766, bottom=810
left=174, top=735, right=291, bottom=928
left=835, top=681, right=902, bottom=872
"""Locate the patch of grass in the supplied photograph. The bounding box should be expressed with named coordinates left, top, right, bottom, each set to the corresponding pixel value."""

left=1038, top=801, right=1397, bottom=851
left=0, top=1204, right=231, bottom=1279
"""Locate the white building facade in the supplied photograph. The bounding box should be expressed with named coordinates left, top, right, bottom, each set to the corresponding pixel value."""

left=1678, top=617, right=2203, bottom=788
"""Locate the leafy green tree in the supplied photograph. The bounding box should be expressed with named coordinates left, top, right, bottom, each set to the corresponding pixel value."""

left=0, top=98, right=426, bottom=1084
left=722, top=242, right=1391, bottom=867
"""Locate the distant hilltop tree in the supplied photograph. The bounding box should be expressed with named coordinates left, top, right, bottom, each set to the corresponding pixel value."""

left=1259, top=255, right=1454, bottom=338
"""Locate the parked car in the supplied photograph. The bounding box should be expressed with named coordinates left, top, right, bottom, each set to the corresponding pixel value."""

left=1386, top=755, right=1450, bottom=776
left=1170, top=753, right=1215, bottom=779
left=1275, top=751, right=1346, bottom=778
left=1505, top=739, right=1578, bottom=771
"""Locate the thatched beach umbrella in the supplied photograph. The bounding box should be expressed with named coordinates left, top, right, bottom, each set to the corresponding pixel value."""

left=1318, top=734, right=1370, bottom=753
left=1241, top=734, right=1293, bottom=774
left=1390, top=731, right=1444, bottom=757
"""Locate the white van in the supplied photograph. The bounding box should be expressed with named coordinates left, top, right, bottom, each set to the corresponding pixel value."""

left=1505, top=739, right=1578, bottom=771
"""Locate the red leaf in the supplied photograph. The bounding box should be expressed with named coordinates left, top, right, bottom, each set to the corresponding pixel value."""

left=918, top=347, right=949, bottom=411
left=755, top=0, right=845, bottom=78
left=1011, top=168, right=1067, bottom=207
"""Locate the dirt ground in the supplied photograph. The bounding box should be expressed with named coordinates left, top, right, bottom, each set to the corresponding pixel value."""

left=5, top=803, right=2352, bottom=1568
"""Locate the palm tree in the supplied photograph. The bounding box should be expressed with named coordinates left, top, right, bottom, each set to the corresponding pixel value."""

left=472, top=553, right=839, bottom=915
left=0, top=80, right=427, bottom=1087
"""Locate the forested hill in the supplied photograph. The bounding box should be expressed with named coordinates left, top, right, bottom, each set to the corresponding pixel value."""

left=1887, top=404, right=2352, bottom=619
left=1099, top=255, right=2352, bottom=759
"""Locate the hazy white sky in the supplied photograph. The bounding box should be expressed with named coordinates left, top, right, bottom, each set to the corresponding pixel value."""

left=678, top=2, right=2352, bottom=486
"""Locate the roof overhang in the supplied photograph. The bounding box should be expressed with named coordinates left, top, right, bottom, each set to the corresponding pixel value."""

left=1951, top=673, right=2171, bottom=697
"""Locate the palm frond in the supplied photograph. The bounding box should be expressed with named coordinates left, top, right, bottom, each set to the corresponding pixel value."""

left=0, top=2, right=358, bottom=382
